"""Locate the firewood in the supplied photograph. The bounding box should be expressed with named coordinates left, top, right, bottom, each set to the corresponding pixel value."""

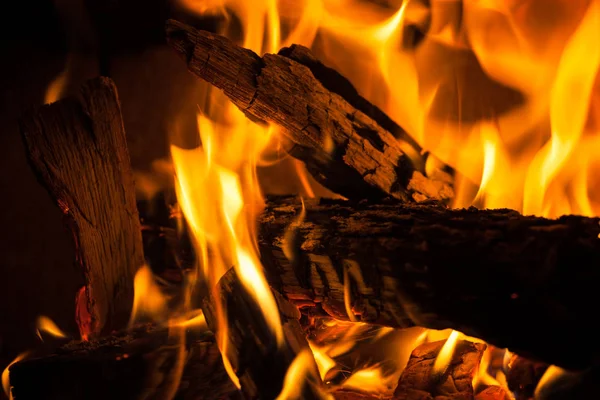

left=475, top=386, right=511, bottom=400
left=202, top=268, right=325, bottom=399
left=393, top=339, right=486, bottom=400
left=7, top=325, right=240, bottom=400
left=165, top=20, right=454, bottom=204
left=505, top=354, right=548, bottom=400
left=258, top=196, right=600, bottom=370
left=19, top=77, right=144, bottom=337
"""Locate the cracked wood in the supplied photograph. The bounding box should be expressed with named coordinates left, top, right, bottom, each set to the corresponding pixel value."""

left=259, top=196, right=600, bottom=370
left=165, top=19, right=454, bottom=203
left=20, top=77, right=143, bottom=337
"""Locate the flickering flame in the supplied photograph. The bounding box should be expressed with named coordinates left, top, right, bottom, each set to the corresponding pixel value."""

left=44, top=55, right=72, bottom=104
left=341, top=365, right=398, bottom=393
left=2, top=352, right=30, bottom=400
left=170, top=0, right=600, bottom=396
left=276, top=349, right=332, bottom=400
left=432, top=330, right=461, bottom=376
left=129, top=264, right=169, bottom=326
left=35, top=316, right=68, bottom=340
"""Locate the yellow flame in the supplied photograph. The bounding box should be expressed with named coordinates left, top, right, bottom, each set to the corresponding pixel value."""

left=341, top=365, right=398, bottom=394
left=276, top=349, right=332, bottom=400
left=534, top=365, right=567, bottom=399
left=2, top=352, right=30, bottom=400
left=129, top=264, right=168, bottom=326
left=35, top=316, right=68, bottom=340
left=432, top=330, right=461, bottom=376
left=308, top=341, right=336, bottom=382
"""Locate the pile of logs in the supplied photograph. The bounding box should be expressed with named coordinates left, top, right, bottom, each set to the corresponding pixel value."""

left=6, top=19, right=600, bottom=400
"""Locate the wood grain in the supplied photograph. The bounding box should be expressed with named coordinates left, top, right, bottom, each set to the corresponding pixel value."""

left=20, top=77, right=144, bottom=336
left=165, top=20, right=454, bottom=204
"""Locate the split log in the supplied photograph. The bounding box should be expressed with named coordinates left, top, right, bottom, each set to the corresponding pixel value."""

left=393, top=339, right=486, bottom=399
left=7, top=325, right=240, bottom=400
left=505, top=354, right=548, bottom=400
left=258, top=196, right=600, bottom=370
left=20, top=77, right=144, bottom=337
left=165, top=20, right=454, bottom=204
left=201, top=268, right=326, bottom=399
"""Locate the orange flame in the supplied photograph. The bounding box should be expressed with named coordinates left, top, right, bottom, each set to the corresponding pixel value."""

left=128, top=264, right=169, bottom=326
left=35, top=316, right=68, bottom=341
left=2, top=352, right=30, bottom=400
left=432, top=330, right=461, bottom=376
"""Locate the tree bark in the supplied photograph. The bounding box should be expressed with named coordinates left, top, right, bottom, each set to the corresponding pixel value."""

left=165, top=20, right=454, bottom=204
left=258, top=196, right=600, bottom=370
left=20, top=77, right=144, bottom=337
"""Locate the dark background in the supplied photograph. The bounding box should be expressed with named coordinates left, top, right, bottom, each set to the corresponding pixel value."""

left=0, top=0, right=205, bottom=376
left=0, top=1, right=316, bottom=386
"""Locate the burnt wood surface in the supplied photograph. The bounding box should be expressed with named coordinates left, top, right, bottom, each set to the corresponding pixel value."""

left=201, top=268, right=325, bottom=400
left=258, top=196, right=600, bottom=370
left=165, top=20, right=454, bottom=204
left=7, top=325, right=240, bottom=400
left=394, top=339, right=486, bottom=400
left=19, top=77, right=144, bottom=337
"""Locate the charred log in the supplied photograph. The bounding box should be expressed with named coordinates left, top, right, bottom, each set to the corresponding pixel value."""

left=259, top=196, right=600, bottom=370
left=19, top=77, right=144, bottom=337
left=165, top=20, right=454, bottom=204
left=7, top=325, right=239, bottom=400
left=506, top=354, right=548, bottom=400
left=201, top=268, right=325, bottom=399
left=393, top=339, right=486, bottom=400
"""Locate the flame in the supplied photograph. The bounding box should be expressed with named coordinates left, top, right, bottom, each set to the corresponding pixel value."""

left=432, top=330, right=461, bottom=376
left=35, top=316, right=68, bottom=340
left=534, top=365, right=567, bottom=399
left=2, top=352, right=30, bottom=400
left=341, top=365, right=398, bottom=394
left=129, top=264, right=169, bottom=326
left=168, top=0, right=600, bottom=395
left=44, top=55, right=72, bottom=104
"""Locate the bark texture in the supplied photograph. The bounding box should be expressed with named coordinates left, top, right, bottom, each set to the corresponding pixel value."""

left=20, top=77, right=144, bottom=336
left=165, top=20, right=454, bottom=204
left=259, top=196, right=600, bottom=370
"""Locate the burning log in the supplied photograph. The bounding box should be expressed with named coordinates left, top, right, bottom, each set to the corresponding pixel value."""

left=258, top=196, right=600, bottom=370
left=393, top=339, right=486, bottom=400
left=19, top=77, right=144, bottom=337
left=505, top=354, right=548, bottom=400
left=201, top=268, right=325, bottom=399
left=7, top=325, right=240, bottom=400
left=165, top=20, right=454, bottom=204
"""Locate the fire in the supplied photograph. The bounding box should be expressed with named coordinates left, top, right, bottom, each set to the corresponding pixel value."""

left=170, top=0, right=600, bottom=396
left=432, top=329, right=461, bottom=377
left=35, top=316, right=68, bottom=340
left=129, top=264, right=169, bottom=326
left=2, top=352, right=30, bottom=400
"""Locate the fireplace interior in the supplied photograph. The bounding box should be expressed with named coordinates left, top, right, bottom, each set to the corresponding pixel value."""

left=2, top=1, right=600, bottom=399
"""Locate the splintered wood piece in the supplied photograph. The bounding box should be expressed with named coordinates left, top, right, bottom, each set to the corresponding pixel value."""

left=165, top=20, right=454, bottom=203
left=202, top=268, right=324, bottom=399
left=393, top=339, right=486, bottom=400
left=258, top=196, right=600, bottom=370
left=20, top=77, right=144, bottom=337
left=7, top=325, right=240, bottom=400
left=505, top=354, right=548, bottom=400
left=475, top=386, right=512, bottom=400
